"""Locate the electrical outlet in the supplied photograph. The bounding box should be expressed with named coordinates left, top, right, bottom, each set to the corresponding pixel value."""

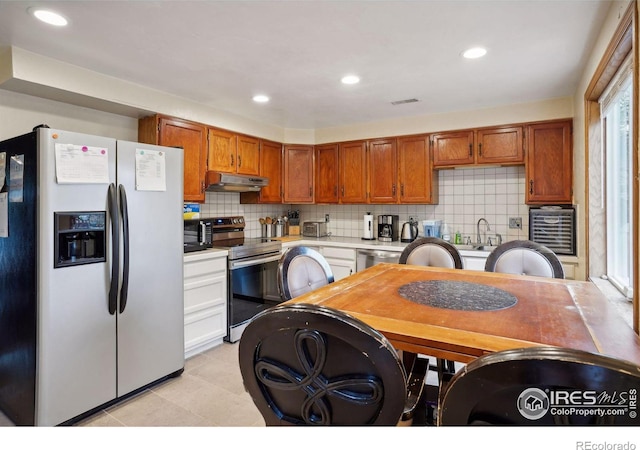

left=509, top=217, right=522, bottom=229
left=325, top=214, right=330, bottom=222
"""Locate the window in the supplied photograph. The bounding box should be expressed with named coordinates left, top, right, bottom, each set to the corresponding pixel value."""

left=600, top=56, right=633, bottom=298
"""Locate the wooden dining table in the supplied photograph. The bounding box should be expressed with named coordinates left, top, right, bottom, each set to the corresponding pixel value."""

left=283, top=263, right=640, bottom=365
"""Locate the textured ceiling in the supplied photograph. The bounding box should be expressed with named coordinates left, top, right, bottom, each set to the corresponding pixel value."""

left=0, top=0, right=613, bottom=129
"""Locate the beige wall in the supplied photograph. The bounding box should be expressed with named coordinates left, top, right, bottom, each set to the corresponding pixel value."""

left=0, top=89, right=138, bottom=141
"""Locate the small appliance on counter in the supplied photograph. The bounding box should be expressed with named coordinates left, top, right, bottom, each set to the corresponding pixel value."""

left=377, top=215, right=399, bottom=242
left=303, top=221, right=329, bottom=237
left=401, top=218, right=419, bottom=243
left=423, top=219, right=443, bottom=238
left=183, top=218, right=213, bottom=252
left=362, top=212, right=375, bottom=240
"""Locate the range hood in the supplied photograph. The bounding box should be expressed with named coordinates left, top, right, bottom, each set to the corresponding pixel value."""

left=205, top=171, right=269, bottom=192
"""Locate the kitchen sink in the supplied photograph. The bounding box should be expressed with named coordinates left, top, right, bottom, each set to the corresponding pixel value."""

left=453, top=243, right=499, bottom=252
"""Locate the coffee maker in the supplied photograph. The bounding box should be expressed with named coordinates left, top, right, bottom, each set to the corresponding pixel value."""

left=377, top=215, right=399, bottom=242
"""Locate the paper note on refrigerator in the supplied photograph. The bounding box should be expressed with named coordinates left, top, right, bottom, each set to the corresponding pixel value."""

left=54, top=143, right=110, bottom=184
left=135, top=149, right=166, bottom=191
left=0, top=152, right=6, bottom=189
left=8, top=155, right=24, bottom=203
left=0, top=193, right=8, bottom=238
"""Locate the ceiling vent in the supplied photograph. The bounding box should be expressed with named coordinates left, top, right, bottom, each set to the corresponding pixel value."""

left=391, top=98, right=419, bottom=106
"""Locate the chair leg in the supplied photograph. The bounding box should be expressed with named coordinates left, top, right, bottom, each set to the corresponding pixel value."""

left=402, top=355, right=429, bottom=424
left=436, top=358, right=456, bottom=383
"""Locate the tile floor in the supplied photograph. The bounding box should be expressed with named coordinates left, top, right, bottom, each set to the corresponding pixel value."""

left=0, top=342, right=265, bottom=427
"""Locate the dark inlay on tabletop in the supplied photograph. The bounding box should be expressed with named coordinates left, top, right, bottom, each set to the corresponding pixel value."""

left=397, top=280, right=518, bottom=311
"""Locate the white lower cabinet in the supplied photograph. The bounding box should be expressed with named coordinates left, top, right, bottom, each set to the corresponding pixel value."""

left=462, top=255, right=487, bottom=271
left=321, top=247, right=356, bottom=281
left=183, top=252, right=228, bottom=358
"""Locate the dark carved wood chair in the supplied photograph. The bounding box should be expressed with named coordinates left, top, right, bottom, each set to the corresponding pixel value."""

left=439, top=346, right=640, bottom=425
left=239, top=303, right=428, bottom=425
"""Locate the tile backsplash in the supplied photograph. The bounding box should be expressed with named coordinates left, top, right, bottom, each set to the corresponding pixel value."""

left=202, top=165, right=530, bottom=242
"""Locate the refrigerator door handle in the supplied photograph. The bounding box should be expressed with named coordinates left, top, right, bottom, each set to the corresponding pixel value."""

left=108, top=183, right=120, bottom=315
left=118, top=184, right=130, bottom=314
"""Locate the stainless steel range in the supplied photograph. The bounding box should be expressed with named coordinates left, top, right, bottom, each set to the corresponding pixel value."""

left=208, top=216, right=283, bottom=343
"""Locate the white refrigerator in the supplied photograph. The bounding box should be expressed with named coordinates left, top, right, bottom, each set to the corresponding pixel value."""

left=0, top=127, right=184, bottom=425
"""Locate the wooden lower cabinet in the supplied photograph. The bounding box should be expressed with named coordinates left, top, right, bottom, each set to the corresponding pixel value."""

left=283, top=145, right=314, bottom=203
left=526, top=120, right=573, bottom=204
left=138, top=115, right=207, bottom=203
left=183, top=252, right=228, bottom=358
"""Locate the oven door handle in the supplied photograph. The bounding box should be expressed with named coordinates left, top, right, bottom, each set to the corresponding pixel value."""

left=229, top=253, right=282, bottom=270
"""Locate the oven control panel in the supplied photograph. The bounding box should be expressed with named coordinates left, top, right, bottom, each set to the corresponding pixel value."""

left=209, top=216, right=245, bottom=229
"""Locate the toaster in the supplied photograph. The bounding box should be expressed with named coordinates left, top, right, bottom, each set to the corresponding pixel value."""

left=302, top=221, right=328, bottom=237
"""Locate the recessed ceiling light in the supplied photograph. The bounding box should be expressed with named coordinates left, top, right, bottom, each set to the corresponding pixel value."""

left=29, top=8, right=68, bottom=26
left=252, top=95, right=269, bottom=103
left=462, top=47, right=487, bottom=59
left=341, top=75, right=360, bottom=85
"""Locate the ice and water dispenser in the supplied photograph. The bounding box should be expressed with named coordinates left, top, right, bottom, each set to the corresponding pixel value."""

left=54, top=212, right=106, bottom=268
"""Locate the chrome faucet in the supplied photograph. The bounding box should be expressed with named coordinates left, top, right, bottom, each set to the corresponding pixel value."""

left=476, top=218, right=491, bottom=245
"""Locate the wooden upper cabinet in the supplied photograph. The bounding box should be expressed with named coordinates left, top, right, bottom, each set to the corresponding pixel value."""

left=257, top=140, right=282, bottom=203
left=283, top=145, right=314, bottom=203
left=207, top=128, right=260, bottom=176
left=339, top=141, right=368, bottom=203
left=526, top=120, right=573, bottom=204
left=476, top=126, right=524, bottom=165
left=207, top=128, right=237, bottom=173
left=236, top=135, right=260, bottom=176
left=398, top=135, right=438, bottom=204
left=315, top=143, right=339, bottom=203
left=431, top=130, right=474, bottom=167
left=368, top=139, right=398, bottom=203
left=242, top=140, right=282, bottom=204
left=138, top=115, right=207, bottom=203
left=432, top=126, right=524, bottom=167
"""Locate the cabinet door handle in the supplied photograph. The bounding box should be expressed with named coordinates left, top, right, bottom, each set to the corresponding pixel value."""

left=401, top=184, right=404, bottom=196
left=478, top=143, right=482, bottom=156
left=309, top=187, right=313, bottom=197
left=201, top=181, right=205, bottom=193
left=392, top=184, right=396, bottom=195
left=341, top=186, right=345, bottom=197
left=230, top=154, right=234, bottom=166
left=529, top=180, right=534, bottom=194
left=469, top=143, right=473, bottom=157
left=238, top=155, right=242, bottom=167
left=334, top=186, right=337, bottom=196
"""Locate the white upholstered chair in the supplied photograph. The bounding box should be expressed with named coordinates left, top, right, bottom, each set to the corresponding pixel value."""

left=277, top=246, right=335, bottom=301
left=399, top=237, right=464, bottom=269
left=484, top=240, right=564, bottom=279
